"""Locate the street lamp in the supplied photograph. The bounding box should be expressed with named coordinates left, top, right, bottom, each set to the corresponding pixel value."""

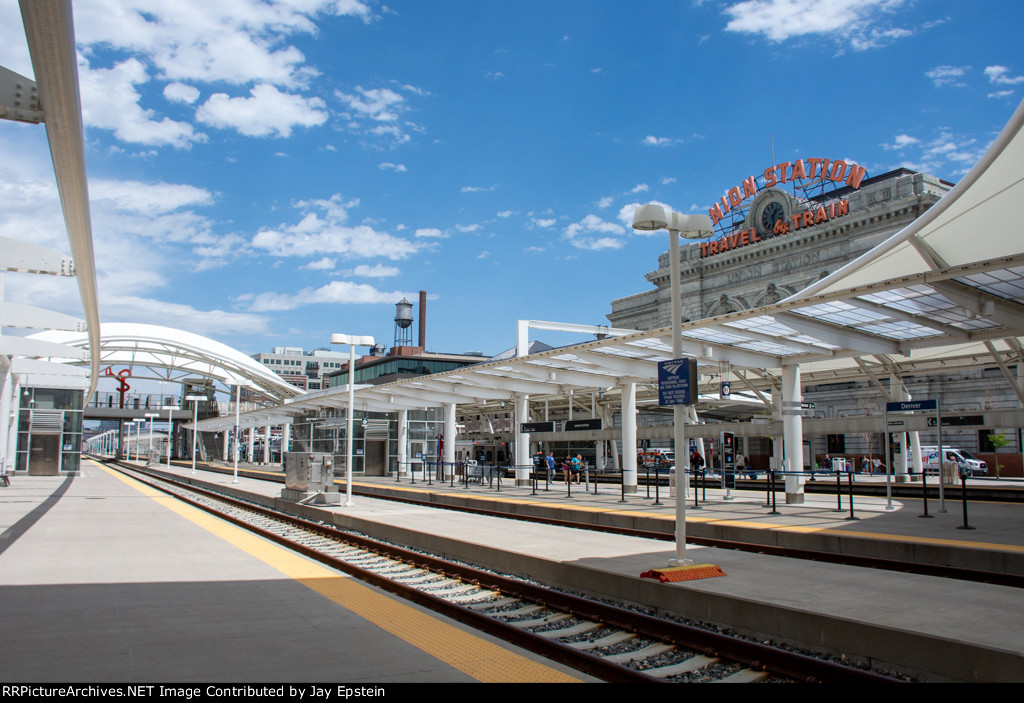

left=162, top=403, right=180, bottom=468
left=186, top=395, right=205, bottom=476
left=131, top=418, right=146, bottom=462
left=145, top=412, right=159, bottom=462
left=231, top=380, right=254, bottom=484
left=331, top=333, right=376, bottom=507
left=632, top=204, right=712, bottom=566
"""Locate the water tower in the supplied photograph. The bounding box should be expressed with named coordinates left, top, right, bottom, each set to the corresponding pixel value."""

left=394, top=297, right=414, bottom=347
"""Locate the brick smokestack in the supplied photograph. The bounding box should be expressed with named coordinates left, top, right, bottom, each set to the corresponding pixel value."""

left=418, top=290, right=427, bottom=350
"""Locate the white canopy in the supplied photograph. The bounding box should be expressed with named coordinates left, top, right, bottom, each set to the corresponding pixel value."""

left=31, top=323, right=300, bottom=404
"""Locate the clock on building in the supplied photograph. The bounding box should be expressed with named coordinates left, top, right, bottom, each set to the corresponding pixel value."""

left=749, top=188, right=792, bottom=238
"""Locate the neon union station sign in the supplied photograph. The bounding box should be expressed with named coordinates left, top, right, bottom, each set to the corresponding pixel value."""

left=701, top=157, right=867, bottom=259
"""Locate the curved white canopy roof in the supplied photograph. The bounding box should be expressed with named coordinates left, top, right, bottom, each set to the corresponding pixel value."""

left=30, top=323, right=300, bottom=403
left=794, top=96, right=1024, bottom=303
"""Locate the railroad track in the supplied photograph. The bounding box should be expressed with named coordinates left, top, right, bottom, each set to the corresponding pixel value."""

left=105, top=459, right=898, bottom=684
left=146, top=456, right=1023, bottom=590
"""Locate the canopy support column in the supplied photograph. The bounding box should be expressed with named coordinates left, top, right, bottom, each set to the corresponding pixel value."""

left=892, top=374, right=910, bottom=479
left=443, top=402, right=456, bottom=480
left=621, top=381, right=637, bottom=494
left=515, top=394, right=530, bottom=485
left=397, top=409, right=407, bottom=476
left=782, top=364, right=805, bottom=503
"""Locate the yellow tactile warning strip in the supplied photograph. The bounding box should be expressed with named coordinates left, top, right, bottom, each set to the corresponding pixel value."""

left=93, top=460, right=579, bottom=683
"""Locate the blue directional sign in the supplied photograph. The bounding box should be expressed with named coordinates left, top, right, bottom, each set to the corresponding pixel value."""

left=885, top=400, right=938, bottom=412
left=658, top=357, right=698, bottom=406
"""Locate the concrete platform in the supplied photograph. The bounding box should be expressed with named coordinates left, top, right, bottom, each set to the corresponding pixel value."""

left=143, top=459, right=1024, bottom=682
left=0, top=460, right=584, bottom=683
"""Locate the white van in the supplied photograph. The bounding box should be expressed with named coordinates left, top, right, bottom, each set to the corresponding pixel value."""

left=920, top=446, right=987, bottom=476
left=638, top=449, right=674, bottom=469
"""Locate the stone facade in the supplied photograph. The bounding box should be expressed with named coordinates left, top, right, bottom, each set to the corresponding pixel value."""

left=608, top=169, right=952, bottom=330
left=606, top=168, right=1024, bottom=468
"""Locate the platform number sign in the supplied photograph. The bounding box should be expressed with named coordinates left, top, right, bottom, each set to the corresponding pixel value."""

left=658, top=357, right=698, bottom=406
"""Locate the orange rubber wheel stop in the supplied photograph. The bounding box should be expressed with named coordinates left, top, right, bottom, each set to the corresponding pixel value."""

left=640, top=564, right=726, bottom=582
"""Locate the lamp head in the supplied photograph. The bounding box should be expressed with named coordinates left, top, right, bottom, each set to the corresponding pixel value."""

left=331, top=333, right=376, bottom=347
left=631, top=203, right=668, bottom=231
left=675, top=212, right=713, bottom=239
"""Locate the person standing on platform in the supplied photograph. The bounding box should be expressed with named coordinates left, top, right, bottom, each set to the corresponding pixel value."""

left=690, top=448, right=704, bottom=476
left=546, top=451, right=555, bottom=482
left=571, top=453, right=582, bottom=484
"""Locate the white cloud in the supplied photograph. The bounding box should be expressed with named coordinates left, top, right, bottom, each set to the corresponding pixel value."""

left=925, top=65, right=968, bottom=87
left=598, top=196, right=613, bottom=209
left=477, top=250, right=491, bottom=260
left=415, top=228, right=448, bottom=238
left=74, top=0, right=372, bottom=89
left=251, top=195, right=419, bottom=260
left=89, top=179, right=214, bottom=215
left=303, top=257, right=337, bottom=270
left=4, top=1, right=379, bottom=145
left=496, top=210, right=516, bottom=218
left=197, top=84, right=328, bottom=138
left=243, top=280, right=413, bottom=312
left=352, top=264, right=401, bottom=277
left=0, top=149, right=256, bottom=325
left=532, top=218, right=556, bottom=229
left=564, top=214, right=626, bottom=250
left=630, top=183, right=649, bottom=194
left=661, top=177, right=677, bottom=185
left=462, top=185, right=497, bottom=193
left=988, top=90, right=1014, bottom=99
left=724, top=0, right=912, bottom=51
left=883, top=130, right=987, bottom=176
left=881, top=134, right=919, bottom=151
left=985, top=65, right=1024, bottom=86
left=922, top=132, right=980, bottom=164
left=455, top=224, right=481, bottom=233
left=335, top=84, right=425, bottom=145
left=643, top=135, right=677, bottom=146
left=378, top=162, right=408, bottom=172
left=163, top=82, right=201, bottom=104
left=336, top=86, right=405, bottom=121
left=106, top=295, right=270, bottom=335
left=79, top=57, right=204, bottom=148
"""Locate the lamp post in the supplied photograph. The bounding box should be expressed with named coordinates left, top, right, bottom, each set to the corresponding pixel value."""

left=131, top=418, right=146, bottom=461
left=145, top=412, right=159, bottom=463
left=162, top=403, right=179, bottom=468
left=330, top=333, right=376, bottom=507
left=632, top=204, right=712, bottom=566
left=186, top=395, right=205, bottom=476
left=231, top=381, right=253, bottom=484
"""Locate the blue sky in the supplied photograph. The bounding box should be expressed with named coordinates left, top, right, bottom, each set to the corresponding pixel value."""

left=1, top=0, right=1022, bottom=362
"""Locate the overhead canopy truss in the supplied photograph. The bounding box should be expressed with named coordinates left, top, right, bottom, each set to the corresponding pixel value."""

left=30, top=323, right=300, bottom=404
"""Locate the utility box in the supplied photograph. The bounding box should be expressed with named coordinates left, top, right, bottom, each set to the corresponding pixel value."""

left=282, top=452, right=341, bottom=503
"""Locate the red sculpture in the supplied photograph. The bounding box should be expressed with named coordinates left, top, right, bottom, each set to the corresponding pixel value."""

left=104, top=366, right=132, bottom=408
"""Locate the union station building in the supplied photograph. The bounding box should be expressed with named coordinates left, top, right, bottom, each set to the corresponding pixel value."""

left=607, top=165, right=1020, bottom=471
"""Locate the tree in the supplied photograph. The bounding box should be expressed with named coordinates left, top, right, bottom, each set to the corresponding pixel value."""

left=989, top=432, right=1011, bottom=479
